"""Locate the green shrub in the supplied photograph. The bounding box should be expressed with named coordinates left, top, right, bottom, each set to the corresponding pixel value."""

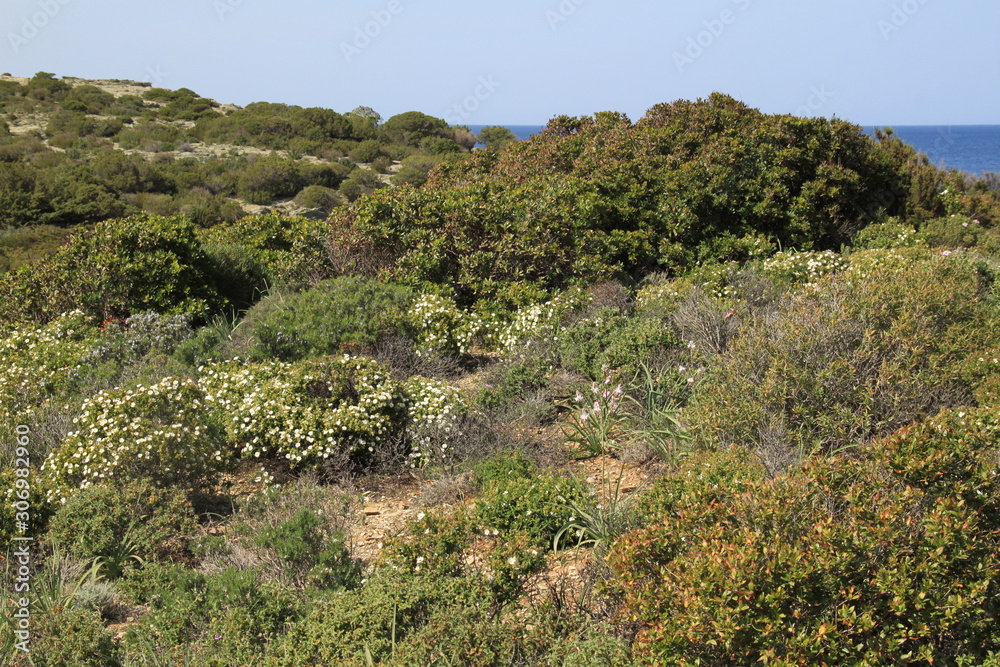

left=253, top=508, right=361, bottom=590
left=473, top=449, right=536, bottom=487
left=265, top=568, right=488, bottom=666
left=686, top=251, right=998, bottom=470
left=239, top=276, right=415, bottom=361
left=47, top=480, right=196, bottom=577
left=0, top=215, right=225, bottom=324
left=475, top=470, right=589, bottom=548
left=293, top=184, right=341, bottom=212
left=348, top=138, right=383, bottom=163
left=5, top=606, right=121, bottom=667
left=123, top=567, right=302, bottom=666
left=236, top=157, right=306, bottom=204
left=197, top=212, right=330, bottom=289
left=612, top=407, right=1000, bottom=665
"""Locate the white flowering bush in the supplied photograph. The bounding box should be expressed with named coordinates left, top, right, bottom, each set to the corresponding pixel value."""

left=43, top=376, right=227, bottom=501
left=0, top=311, right=102, bottom=426
left=405, top=293, right=483, bottom=357
left=757, top=250, right=848, bottom=287
left=403, top=375, right=468, bottom=467
left=200, top=355, right=408, bottom=467
left=635, top=264, right=738, bottom=317
left=495, top=288, right=590, bottom=353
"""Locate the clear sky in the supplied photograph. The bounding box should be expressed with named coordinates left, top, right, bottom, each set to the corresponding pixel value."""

left=4, top=0, right=998, bottom=126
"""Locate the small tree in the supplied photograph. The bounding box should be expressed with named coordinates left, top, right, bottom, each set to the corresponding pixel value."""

left=477, top=126, right=518, bottom=149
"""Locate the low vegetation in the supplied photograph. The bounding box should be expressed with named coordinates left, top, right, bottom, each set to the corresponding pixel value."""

left=2, top=73, right=1000, bottom=666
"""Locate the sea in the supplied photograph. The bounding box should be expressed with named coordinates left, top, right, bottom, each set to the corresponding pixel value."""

left=468, top=124, right=1000, bottom=177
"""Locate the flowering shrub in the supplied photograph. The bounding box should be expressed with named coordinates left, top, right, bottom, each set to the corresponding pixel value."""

left=43, top=376, right=227, bottom=500
left=403, top=375, right=467, bottom=467
left=405, top=293, right=482, bottom=357
left=496, top=287, right=590, bottom=353
left=563, top=369, right=626, bottom=457
left=852, top=220, right=924, bottom=250
left=757, top=249, right=848, bottom=287
left=200, top=356, right=407, bottom=467
left=0, top=310, right=101, bottom=426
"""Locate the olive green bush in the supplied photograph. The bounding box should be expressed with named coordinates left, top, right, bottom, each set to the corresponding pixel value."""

left=5, top=606, right=121, bottom=667
left=47, top=479, right=196, bottom=577
left=612, top=407, right=1000, bottom=665
left=122, top=566, right=302, bottom=666
left=238, top=276, right=414, bottom=361
left=686, top=250, right=998, bottom=470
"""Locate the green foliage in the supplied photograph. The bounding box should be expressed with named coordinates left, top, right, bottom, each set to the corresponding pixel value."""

left=239, top=276, right=414, bottom=361
left=0, top=215, right=226, bottom=324
left=335, top=95, right=905, bottom=305
left=5, top=606, right=121, bottom=667
left=47, top=480, right=196, bottom=577
left=473, top=449, right=537, bottom=487
left=266, top=568, right=486, bottom=666
left=475, top=470, right=589, bottom=548
left=378, top=111, right=451, bottom=147
left=198, top=212, right=331, bottom=289
left=349, top=138, right=383, bottom=163
left=686, top=250, right=998, bottom=470
left=293, top=183, right=341, bottom=212
left=122, top=566, right=303, bottom=666
left=194, top=101, right=354, bottom=150
left=478, top=125, right=519, bottom=149
left=253, top=508, right=362, bottom=590
left=612, top=407, right=1000, bottom=665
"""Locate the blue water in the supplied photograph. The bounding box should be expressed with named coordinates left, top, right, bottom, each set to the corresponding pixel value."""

left=469, top=124, right=1000, bottom=178
left=864, top=126, right=1000, bottom=177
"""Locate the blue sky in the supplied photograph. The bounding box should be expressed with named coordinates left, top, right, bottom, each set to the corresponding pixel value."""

left=4, top=0, right=998, bottom=126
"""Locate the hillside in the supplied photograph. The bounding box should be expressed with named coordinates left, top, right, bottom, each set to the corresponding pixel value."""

left=2, top=75, right=1000, bottom=666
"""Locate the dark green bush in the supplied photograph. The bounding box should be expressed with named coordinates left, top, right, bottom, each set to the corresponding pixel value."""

left=0, top=214, right=225, bottom=324
left=198, top=212, right=330, bottom=289
left=348, top=138, right=383, bottom=163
